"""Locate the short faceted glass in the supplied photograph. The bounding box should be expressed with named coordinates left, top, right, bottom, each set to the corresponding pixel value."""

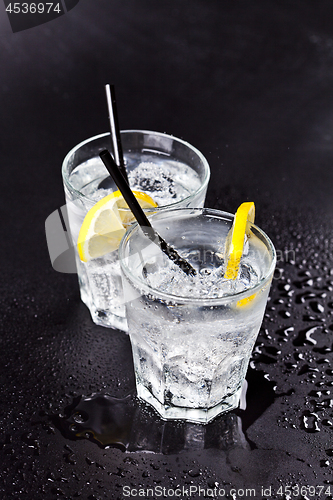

left=119, top=208, right=276, bottom=424
left=62, top=131, right=210, bottom=331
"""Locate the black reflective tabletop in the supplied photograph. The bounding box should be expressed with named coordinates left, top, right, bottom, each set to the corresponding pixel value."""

left=1, top=1, right=333, bottom=499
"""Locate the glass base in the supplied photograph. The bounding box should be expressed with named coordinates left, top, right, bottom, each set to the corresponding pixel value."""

left=136, top=384, right=243, bottom=425
left=80, top=290, right=128, bottom=332
left=90, top=308, right=128, bottom=332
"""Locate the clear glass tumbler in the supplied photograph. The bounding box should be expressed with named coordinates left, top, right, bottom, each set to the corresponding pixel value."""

left=119, top=208, right=276, bottom=424
left=62, top=131, right=210, bottom=332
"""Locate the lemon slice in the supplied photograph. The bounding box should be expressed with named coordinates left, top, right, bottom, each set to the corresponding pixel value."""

left=117, top=190, right=158, bottom=225
left=236, top=294, right=256, bottom=308
left=77, top=190, right=157, bottom=262
left=224, top=202, right=255, bottom=280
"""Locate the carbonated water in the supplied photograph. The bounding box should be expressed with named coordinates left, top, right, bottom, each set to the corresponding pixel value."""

left=66, top=152, right=203, bottom=331
left=120, top=208, right=275, bottom=423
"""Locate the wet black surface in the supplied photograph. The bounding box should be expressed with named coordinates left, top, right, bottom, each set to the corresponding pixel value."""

left=2, top=1, right=333, bottom=498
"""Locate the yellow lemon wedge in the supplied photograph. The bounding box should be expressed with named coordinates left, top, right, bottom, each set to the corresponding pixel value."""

left=116, top=190, right=158, bottom=225
left=236, top=294, right=256, bottom=308
left=224, top=202, right=255, bottom=280
left=77, top=190, right=157, bottom=262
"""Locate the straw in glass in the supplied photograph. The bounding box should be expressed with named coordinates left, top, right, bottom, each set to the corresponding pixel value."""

left=99, top=149, right=197, bottom=277
left=104, top=84, right=129, bottom=183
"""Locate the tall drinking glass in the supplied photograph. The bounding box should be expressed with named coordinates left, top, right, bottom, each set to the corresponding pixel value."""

left=119, top=208, right=276, bottom=424
left=62, top=131, right=210, bottom=331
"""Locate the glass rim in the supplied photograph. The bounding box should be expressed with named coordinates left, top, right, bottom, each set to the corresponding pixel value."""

left=119, top=207, right=277, bottom=306
left=61, top=130, right=211, bottom=209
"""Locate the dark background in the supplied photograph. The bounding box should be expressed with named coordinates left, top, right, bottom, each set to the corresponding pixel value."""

left=1, top=1, right=333, bottom=498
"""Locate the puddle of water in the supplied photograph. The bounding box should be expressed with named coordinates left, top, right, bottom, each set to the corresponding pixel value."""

left=53, top=368, right=277, bottom=454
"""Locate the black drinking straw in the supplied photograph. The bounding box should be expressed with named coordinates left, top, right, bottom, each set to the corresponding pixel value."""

left=99, top=149, right=197, bottom=277
left=105, top=84, right=129, bottom=183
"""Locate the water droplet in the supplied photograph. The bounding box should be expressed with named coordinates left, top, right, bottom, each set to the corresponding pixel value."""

left=187, top=468, right=201, bottom=477
left=296, top=292, right=316, bottom=304
left=313, top=398, right=333, bottom=410
left=293, top=326, right=321, bottom=346
left=73, top=411, right=88, bottom=424
left=298, top=365, right=320, bottom=376
left=308, top=390, right=322, bottom=397
left=277, top=326, right=294, bottom=338
left=314, top=345, right=333, bottom=354
left=279, top=310, right=291, bottom=318
left=302, top=411, right=320, bottom=433
left=312, top=302, right=325, bottom=313
left=65, top=452, right=77, bottom=465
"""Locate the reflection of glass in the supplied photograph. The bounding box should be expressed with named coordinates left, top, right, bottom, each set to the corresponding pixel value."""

left=55, top=369, right=277, bottom=453
left=120, top=208, right=276, bottom=424
left=131, top=406, right=250, bottom=454
left=61, top=131, right=210, bottom=332
left=56, top=392, right=250, bottom=454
